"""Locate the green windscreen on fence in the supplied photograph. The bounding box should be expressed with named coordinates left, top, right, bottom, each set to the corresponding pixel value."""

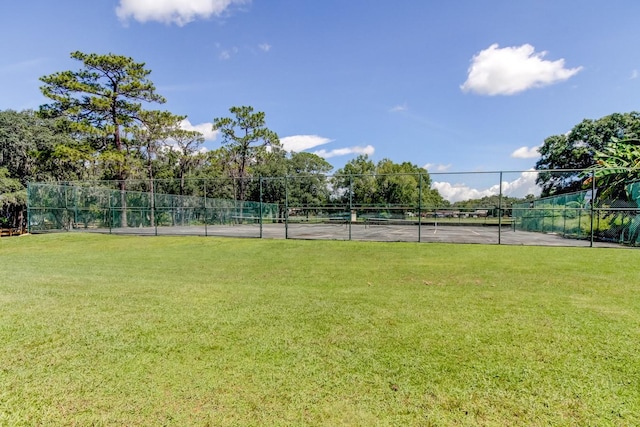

left=27, top=183, right=278, bottom=232
left=513, top=185, right=640, bottom=245
left=625, top=182, right=640, bottom=244
left=512, top=191, right=592, bottom=239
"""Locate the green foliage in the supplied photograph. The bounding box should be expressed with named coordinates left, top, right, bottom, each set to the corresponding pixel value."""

left=39, top=51, right=166, bottom=183
left=39, top=51, right=168, bottom=228
left=452, top=194, right=530, bottom=215
left=246, top=151, right=334, bottom=216
left=536, top=111, right=640, bottom=196
left=586, top=138, right=640, bottom=200
left=213, top=106, right=280, bottom=201
left=0, top=109, right=82, bottom=183
left=332, top=155, right=446, bottom=208
left=40, top=51, right=166, bottom=133
left=0, top=167, right=26, bottom=227
left=286, top=152, right=333, bottom=207
left=333, top=154, right=377, bottom=205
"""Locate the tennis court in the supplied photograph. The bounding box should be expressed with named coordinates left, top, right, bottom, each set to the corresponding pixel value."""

left=71, top=222, right=622, bottom=247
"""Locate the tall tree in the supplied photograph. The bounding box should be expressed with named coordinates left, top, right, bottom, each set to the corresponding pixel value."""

left=39, top=51, right=166, bottom=226
left=0, top=167, right=26, bottom=229
left=130, top=110, right=183, bottom=226
left=248, top=150, right=333, bottom=217
left=375, top=159, right=423, bottom=206
left=334, top=156, right=445, bottom=209
left=375, top=159, right=445, bottom=207
left=535, top=112, right=640, bottom=196
left=247, top=146, right=288, bottom=204
left=286, top=151, right=333, bottom=206
left=168, top=126, right=205, bottom=196
left=212, top=106, right=280, bottom=201
left=196, top=148, right=237, bottom=200
left=332, top=154, right=377, bottom=205
left=0, top=109, right=83, bottom=184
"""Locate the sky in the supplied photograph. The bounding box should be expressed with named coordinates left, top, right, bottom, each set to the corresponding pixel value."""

left=3, top=0, right=640, bottom=201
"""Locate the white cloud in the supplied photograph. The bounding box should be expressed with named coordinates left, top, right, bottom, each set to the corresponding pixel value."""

left=461, top=43, right=583, bottom=96
left=280, top=135, right=332, bottom=152
left=180, top=119, right=218, bottom=141
left=217, top=46, right=238, bottom=60
left=280, top=135, right=374, bottom=159
left=511, top=145, right=540, bottom=159
left=314, top=145, right=375, bottom=159
left=389, top=103, right=408, bottom=113
left=258, top=43, right=272, bottom=52
left=631, top=70, right=639, bottom=80
left=500, top=170, right=540, bottom=197
left=423, top=163, right=452, bottom=172
left=116, top=0, right=247, bottom=26
left=433, top=170, right=540, bottom=202
left=432, top=181, right=495, bottom=202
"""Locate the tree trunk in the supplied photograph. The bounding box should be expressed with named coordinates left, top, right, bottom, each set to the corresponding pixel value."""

left=114, top=110, right=127, bottom=228
left=149, top=173, right=155, bottom=228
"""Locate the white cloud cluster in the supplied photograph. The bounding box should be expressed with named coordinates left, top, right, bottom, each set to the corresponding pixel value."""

left=423, top=163, right=452, bottom=172
left=180, top=119, right=218, bottom=140
left=461, top=43, right=582, bottom=96
left=280, top=135, right=332, bottom=152
left=432, top=181, right=495, bottom=202
left=433, top=170, right=540, bottom=202
left=280, top=135, right=374, bottom=159
left=116, top=0, right=247, bottom=26
left=500, top=170, right=540, bottom=197
left=314, top=145, right=375, bottom=159
left=511, top=145, right=540, bottom=159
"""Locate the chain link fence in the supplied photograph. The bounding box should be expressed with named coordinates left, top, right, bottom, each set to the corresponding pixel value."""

left=26, top=170, right=640, bottom=247
left=513, top=180, right=640, bottom=245
left=27, top=180, right=278, bottom=238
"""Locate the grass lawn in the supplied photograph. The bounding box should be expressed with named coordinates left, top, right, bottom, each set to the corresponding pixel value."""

left=1, top=233, right=639, bottom=426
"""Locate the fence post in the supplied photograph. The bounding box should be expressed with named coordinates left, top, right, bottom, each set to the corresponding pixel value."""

left=73, top=185, right=79, bottom=230
left=109, top=189, right=113, bottom=235
left=551, top=196, right=555, bottom=233
left=203, top=180, right=208, bottom=237
left=418, top=173, right=422, bottom=242
left=153, top=183, right=158, bottom=236
left=562, top=195, right=567, bottom=237
left=26, top=182, right=31, bottom=234
left=349, top=175, right=353, bottom=241
left=285, top=177, right=289, bottom=239
left=259, top=177, right=263, bottom=239
left=590, top=169, right=595, bottom=247
left=498, top=172, right=503, bottom=245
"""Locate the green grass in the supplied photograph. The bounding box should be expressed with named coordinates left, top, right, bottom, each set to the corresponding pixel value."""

left=1, top=234, right=639, bottom=426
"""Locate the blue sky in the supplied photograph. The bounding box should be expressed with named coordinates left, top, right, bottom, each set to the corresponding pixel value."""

left=2, top=0, right=640, bottom=200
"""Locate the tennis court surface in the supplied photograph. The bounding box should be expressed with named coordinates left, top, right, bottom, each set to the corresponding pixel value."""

left=71, top=222, right=623, bottom=248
